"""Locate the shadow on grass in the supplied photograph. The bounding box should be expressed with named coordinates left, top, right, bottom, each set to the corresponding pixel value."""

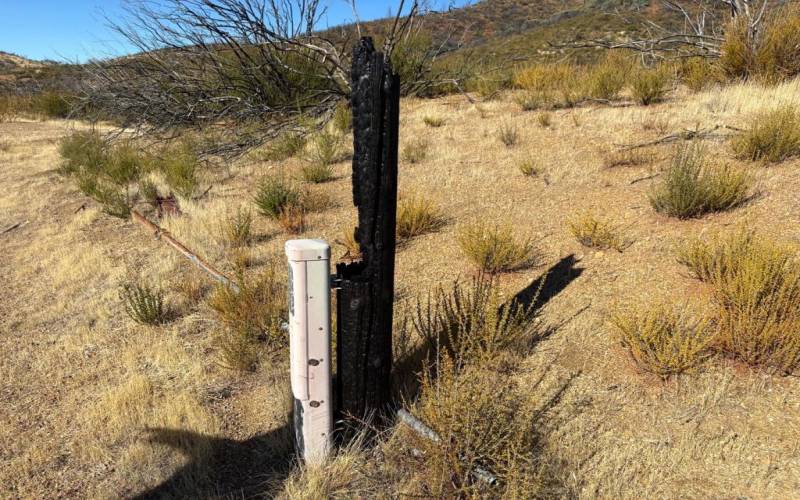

left=132, top=421, right=294, bottom=499
left=393, top=254, right=585, bottom=403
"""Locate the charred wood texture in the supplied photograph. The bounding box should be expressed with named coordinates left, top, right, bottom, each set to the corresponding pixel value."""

left=335, top=38, right=400, bottom=424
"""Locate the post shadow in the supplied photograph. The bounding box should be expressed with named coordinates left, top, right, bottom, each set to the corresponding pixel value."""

left=392, top=254, right=585, bottom=403
left=132, top=421, right=293, bottom=499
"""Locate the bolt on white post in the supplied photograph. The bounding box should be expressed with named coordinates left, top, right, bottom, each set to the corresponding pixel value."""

left=285, top=239, right=332, bottom=464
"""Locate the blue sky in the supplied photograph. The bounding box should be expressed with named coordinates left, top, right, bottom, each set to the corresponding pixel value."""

left=0, top=0, right=470, bottom=62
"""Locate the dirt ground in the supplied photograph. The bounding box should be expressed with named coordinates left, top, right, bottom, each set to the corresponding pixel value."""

left=2, top=78, right=800, bottom=498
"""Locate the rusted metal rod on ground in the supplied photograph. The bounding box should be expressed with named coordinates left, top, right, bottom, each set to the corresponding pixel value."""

left=130, top=210, right=239, bottom=293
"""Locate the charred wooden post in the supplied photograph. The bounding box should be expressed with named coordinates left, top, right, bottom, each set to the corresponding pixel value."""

left=335, top=38, right=400, bottom=423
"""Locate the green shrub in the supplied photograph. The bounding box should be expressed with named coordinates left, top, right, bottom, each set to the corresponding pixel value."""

left=678, top=229, right=800, bottom=373
left=308, top=129, right=345, bottom=166
left=587, top=52, right=631, bottom=100
left=610, top=303, right=713, bottom=377
left=224, top=207, right=253, bottom=247
left=457, top=222, right=538, bottom=273
left=631, top=66, right=671, bottom=105
left=731, top=106, right=800, bottom=163
left=106, top=141, right=146, bottom=185
left=260, top=132, right=307, bottom=161
left=649, top=143, right=751, bottom=219
left=720, top=17, right=755, bottom=80
left=301, top=162, right=335, bottom=183
left=681, top=58, right=723, bottom=91
left=58, top=130, right=107, bottom=175
left=513, top=91, right=544, bottom=111
left=397, top=194, right=445, bottom=241
left=755, top=5, right=800, bottom=82
left=157, top=141, right=199, bottom=198
left=209, top=266, right=287, bottom=346
left=332, top=102, right=352, bottom=132
left=138, top=179, right=160, bottom=207
left=120, top=281, right=169, bottom=325
left=253, top=175, right=301, bottom=219
left=31, top=91, right=72, bottom=119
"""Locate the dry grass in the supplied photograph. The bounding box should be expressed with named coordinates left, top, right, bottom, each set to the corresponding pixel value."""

left=518, top=158, right=544, bottom=177
left=497, top=122, right=519, bottom=146
left=731, top=105, right=800, bottom=162
left=457, top=222, right=538, bottom=273
left=537, top=112, right=552, bottom=128
left=223, top=207, right=253, bottom=247
left=6, top=77, right=800, bottom=498
left=401, top=137, right=430, bottom=164
left=568, top=212, right=626, bottom=251
left=649, top=142, right=752, bottom=219
left=610, top=303, right=714, bottom=377
left=423, top=115, right=445, bottom=127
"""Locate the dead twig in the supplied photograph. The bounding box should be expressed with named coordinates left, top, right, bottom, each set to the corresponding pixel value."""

left=631, top=173, right=662, bottom=185
left=193, top=185, right=213, bottom=201
left=1, top=222, right=23, bottom=234
left=131, top=210, right=239, bottom=292
left=617, top=125, right=740, bottom=150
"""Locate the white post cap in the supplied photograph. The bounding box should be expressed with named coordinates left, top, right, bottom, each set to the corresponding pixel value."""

left=285, top=239, right=331, bottom=262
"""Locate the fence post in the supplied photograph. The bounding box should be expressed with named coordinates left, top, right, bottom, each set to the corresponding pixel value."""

left=335, top=37, right=400, bottom=423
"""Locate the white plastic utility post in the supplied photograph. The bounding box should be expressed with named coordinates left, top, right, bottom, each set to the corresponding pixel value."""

left=285, top=239, right=332, bottom=464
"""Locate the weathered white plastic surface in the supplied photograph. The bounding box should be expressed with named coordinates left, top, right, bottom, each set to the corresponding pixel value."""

left=285, top=239, right=332, bottom=464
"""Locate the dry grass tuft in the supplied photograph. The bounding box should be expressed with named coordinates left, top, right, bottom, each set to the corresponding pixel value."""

left=610, top=303, right=714, bottom=377
left=223, top=207, right=253, bottom=247
left=731, top=105, right=800, bottom=163
left=568, top=212, right=626, bottom=251
left=300, top=162, right=335, bottom=184
left=397, top=194, right=445, bottom=241
left=497, top=122, right=519, bottom=147
left=120, top=280, right=169, bottom=325
left=423, top=115, right=445, bottom=128
left=649, top=142, right=752, bottom=219
left=336, top=228, right=362, bottom=262
left=401, top=137, right=430, bottom=164
left=678, top=229, right=800, bottom=373
left=209, top=265, right=288, bottom=350
left=277, top=204, right=306, bottom=234
left=537, top=112, right=552, bottom=128
left=518, top=158, right=544, bottom=177
left=457, top=222, right=538, bottom=273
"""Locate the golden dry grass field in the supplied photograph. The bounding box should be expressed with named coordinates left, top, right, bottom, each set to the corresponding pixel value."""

left=2, top=78, right=800, bottom=497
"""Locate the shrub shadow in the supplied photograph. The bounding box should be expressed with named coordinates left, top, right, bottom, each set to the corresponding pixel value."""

left=132, top=422, right=294, bottom=499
